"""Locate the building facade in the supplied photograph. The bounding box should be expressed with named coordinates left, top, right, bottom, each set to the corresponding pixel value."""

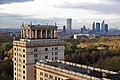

left=13, top=24, right=64, bottom=80
left=96, top=22, right=100, bottom=32
left=67, top=18, right=72, bottom=36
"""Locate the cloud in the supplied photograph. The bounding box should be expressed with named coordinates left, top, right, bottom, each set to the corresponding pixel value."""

left=0, top=13, right=65, bottom=28
left=0, top=0, right=34, bottom=4
left=54, top=0, right=120, bottom=15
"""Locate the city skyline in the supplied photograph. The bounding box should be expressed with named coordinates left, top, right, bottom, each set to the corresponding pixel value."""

left=0, top=0, right=120, bottom=29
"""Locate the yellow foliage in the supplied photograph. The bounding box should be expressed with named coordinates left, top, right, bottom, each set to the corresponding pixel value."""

left=4, top=57, right=9, bottom=61
left=7, top=48, right=13, bottom=56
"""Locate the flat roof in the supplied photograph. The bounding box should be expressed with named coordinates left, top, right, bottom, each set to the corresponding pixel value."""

left=36, top=60, right=119, bottom=80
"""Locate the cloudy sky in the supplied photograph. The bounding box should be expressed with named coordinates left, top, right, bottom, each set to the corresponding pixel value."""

left=0, top=0, right=120, bottom=29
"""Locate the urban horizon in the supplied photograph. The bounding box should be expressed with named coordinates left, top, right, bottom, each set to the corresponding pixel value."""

left=0, top=0, right=120, bottom=29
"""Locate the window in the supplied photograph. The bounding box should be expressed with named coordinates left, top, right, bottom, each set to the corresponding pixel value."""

left=45, top=48, right=48, bottom=51
left=14, top=48, right=16, bottom=51
left=45, top=73, right=48, bottom=77
left=23, top=76, right=25, bottom=79
left=49, top=75, right=53, bottom=79
left=34, top=48, right=38, bottom=52
left=45, top=56, right=48, bottom=59
left=52, top=53, right=53, bottom=55
left=55, top=47, right=58, bottom=50
left=58, top=78, right=60, bottom=80
left=23, top=55, right=25, bottom=58
left=15, top=58, right=16, bottom=61
left=55, top=52, right=58, bottom=55
left=23, top=60, right=25, bottom=63
left=40, top=72, right=43, bottom=75
left=52, top=48, right=54, bottom=50
left=55, top=77, right=57, bottom=80
left=40, top=78, right=43, bottom=80
left=15, top=53, right=16, bottom=55
left=52, top=57, right=54, bottom=60
left=23, top=65, right=25, bottom=68
left=55, top=57, right=58, bottom=60
left=23, top=49, right=25, bottom=52
left=23, top=70, right=25, bottom=74
left=34, top=54, right=38, bottom=57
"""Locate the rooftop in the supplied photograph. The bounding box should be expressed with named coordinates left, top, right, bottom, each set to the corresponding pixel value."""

left=36, top=60, right=119, bottom=80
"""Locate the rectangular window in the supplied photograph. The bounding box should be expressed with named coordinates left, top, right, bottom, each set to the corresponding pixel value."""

left=23, top=65, right=25, bottom=68
left=55, top=52, right=58, bottom=55
left=34, top=54, right=38, bottom=57
left=49, top=75, right=53, bottom=79
left=40, top=78, right=43, bottom=80
left=45, top=48, right=48, bottom=51
left=58, top=78, right=60, bottom=80
left=23, top=76, right=25, bottom=79
left=23, top=60, right=25, bottom=63
left=52, top=53, right=53, bottom=55
left=45, top=56, right=48, bottom=59
left=55, top=47, right=58, bottom=50
left=55, top=57, right=58, bottom=60
left=23, top=49, right=25, bottom=52
left=23, top=70, right=25, bottom=74
left=45, top=73, right=48, bottom=77
left=23, top=55, right=25, bottom=58
left=55, top=77, right=57, bottom=80
left=34, top=48, right=38, bottom=52
left=40, top=72, right=43, bottom=76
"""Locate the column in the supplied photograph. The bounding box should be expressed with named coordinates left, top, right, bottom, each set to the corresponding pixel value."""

left=26, top=29, right=28, bottom=39
left=51, top=30, right=53, bottom=38
left=23, top=29, right=25, bottom=38
left=40, top=30, right=43, bottom=39
left=21, top=29, right=23, bottom=38
left=46, top=30, right=48, bottom=38
left=56, top=29, right=58, bottom=38
left=35, top=30, right=37, bottom=39
left=29, top=30, right=32, bottom=39
left=54, top=29, right=57, bottom=38
left=32, top=31, right=34, bottom=39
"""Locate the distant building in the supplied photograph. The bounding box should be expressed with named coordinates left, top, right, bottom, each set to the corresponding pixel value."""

left=0, top=32, right=5, bottom=37
left=105, top=24, right=108, bottom=32
left=74, top=34, right=95, bottom=39
left=96, top=22, right=100, bottom=32
left=92, top=22, right=95, bottom=34
left=63, top=25, right=66, bottom=33
left=67, top=18, right=72, bottom=36
left=101, top=20, right=105, bottom=32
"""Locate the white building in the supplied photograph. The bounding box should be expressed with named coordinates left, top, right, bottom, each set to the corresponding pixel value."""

left=13, top=24, right=64, bottom=80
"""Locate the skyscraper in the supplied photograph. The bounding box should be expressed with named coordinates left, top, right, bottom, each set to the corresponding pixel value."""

left=92, top=22, right=95, bottom=34
left=67, top=18, right=72, bottom=35
left=105, top=24, right=108, bottom=32
left=13, top=23, right=64, bottom=80
left=63, top=25, right=66, bottom=33
left=96, top=22, right=100, bottom=32
left=101, top=20, right=105, bottom=32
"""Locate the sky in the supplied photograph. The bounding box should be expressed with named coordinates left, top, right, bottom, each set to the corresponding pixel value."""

left=0, top=0, right=120, bottom=29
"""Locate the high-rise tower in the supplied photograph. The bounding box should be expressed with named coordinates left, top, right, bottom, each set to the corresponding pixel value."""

left=13, top=23, right=64, bottom=80
left=92, top=22, right=95, bottom=34
left=67, top=18, right=72, bottom=36
left=101, top=20, right=105, bottom=32
left=96, top=22, right=100, bottom=32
